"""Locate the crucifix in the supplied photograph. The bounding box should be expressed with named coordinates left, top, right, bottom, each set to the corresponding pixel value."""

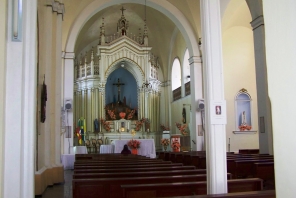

left=113, top=78, right=125, bottom=103
left=120, top=6, right=126, bottom=16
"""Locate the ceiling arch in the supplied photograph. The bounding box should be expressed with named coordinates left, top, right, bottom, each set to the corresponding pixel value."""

left=65, top=0, right=201, bottom=61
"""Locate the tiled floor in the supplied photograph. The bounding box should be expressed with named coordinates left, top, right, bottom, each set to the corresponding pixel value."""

left=41, top=170, right=73, bottom=198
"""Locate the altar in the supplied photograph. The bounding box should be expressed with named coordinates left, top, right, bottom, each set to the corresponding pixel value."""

left=112, top=139, right=156, bottom=158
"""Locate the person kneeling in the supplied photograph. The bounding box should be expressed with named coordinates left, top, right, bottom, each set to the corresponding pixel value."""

left=121, top=144, right=131, bottom=154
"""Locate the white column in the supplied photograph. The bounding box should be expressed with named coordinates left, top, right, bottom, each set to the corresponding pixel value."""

left=189, top=56, right=203, bottom=151
left=200, top=0, right=227, bottom=194
left=4, top=0, right=37, bottom=197
left=263, top=1, right=296, bottom=197
left=54, top=12, right=63, bottom=164
left=250, top=16, right=273, bottom=155
left=63, top=52, right=74, bottom=154
left=43, top=3, right=53, bottom=172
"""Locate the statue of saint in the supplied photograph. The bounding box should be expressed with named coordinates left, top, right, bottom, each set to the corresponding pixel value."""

left=241, top=111, right=247, bottom=125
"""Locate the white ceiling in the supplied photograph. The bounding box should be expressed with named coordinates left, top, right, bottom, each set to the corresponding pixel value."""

left=75, top=3, right=178, bottom=72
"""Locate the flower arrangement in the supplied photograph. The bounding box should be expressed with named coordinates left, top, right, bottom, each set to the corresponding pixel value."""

left=176, top=122, right=188, bottom=135
left=160, top=124, right=170, bottom=131
left=239, top=124, right=252, bottom=131
left=161, top=138, right=170, bottom=146
left=107, top=109, right=116, bottom=120
left=135, top=118, right=146, bottom=131
left=171, top=139, right=181, bottom=151
left=119, top=112, right=126, bottom=119
left=127, top=109, right=136, bottom=120
left=100, top=118, right=111, bottom=132
left=127, top=139, right=141, bottom=149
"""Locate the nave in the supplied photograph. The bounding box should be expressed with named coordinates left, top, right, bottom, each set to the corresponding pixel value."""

left=42, top=152, right=275, bottom=198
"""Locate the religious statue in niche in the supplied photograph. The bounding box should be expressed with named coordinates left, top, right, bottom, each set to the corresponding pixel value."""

left=238, top=111, right=252, bottom=131
left=235, top=88, right=253, bottom=131
left=145, top=118, right=150, bottom=132
left=182, top=108, right=186, bottom=124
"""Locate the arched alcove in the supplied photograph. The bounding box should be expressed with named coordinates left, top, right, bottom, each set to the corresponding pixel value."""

left=105, top=67, right=138, bottom=109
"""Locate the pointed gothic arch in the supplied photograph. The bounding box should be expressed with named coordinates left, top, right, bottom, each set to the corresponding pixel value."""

left=104, top=58, right=145, bottom=85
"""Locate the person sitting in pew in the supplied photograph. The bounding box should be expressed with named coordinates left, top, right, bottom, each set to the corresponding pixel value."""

left=121, top=144, right=131, bottom=154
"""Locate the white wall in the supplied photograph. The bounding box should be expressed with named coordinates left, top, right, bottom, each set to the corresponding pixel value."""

left=263, top=1, right=296, bottom=196
left=171, top=96, right=191, bottom=133
left=0, top=0, right=7, bottom=196
left=222, top=26, right=259, bottom=152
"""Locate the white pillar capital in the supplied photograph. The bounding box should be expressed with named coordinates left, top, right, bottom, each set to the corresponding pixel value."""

left=250, top=15, right=264, bottom=30
left=189, top=56, right=202, bottom=65
left=64, top=52, right=75, bottom=59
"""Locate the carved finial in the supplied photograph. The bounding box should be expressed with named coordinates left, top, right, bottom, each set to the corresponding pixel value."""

left=84, top=51, right=87, bottom=64
left=91, top=48, right=94, bottom=61
left=240, top=88, right=248, bottom=93
left=101, top=17, right=105, bottom=35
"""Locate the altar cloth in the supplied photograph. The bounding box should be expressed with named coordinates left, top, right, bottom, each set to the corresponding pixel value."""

left=112, top=139, right=156, bottom=158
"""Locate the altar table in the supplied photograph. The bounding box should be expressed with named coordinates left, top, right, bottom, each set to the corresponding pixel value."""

left=61, top=154, right=75, bottom=170
left=112, top=139, right=156, bottom=158
left=100, top=145, right=114, bottom=154
left=73, top=146, right=88, bottom=154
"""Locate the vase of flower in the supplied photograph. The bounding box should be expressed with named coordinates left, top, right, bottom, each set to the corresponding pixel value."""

left=163, top=145, right=167, bottom=151
left=131, top=148, right=138, bottom=155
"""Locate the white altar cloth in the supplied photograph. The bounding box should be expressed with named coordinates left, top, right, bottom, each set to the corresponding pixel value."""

left=112, top=139, right=156, bottom=158
left=61, top=154, right=75, bottom=170
left=100, top=145, right=114, bottom=154
left=73, top=146, right=88, bottom=154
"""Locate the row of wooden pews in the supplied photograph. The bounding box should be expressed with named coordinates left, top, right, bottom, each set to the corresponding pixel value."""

left=72, top=153, right=275, bottom=198
left=158, top=151, right=275, bottom=189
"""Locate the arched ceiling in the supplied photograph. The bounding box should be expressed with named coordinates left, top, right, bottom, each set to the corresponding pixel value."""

left=75, top=3, right=177, bottom=73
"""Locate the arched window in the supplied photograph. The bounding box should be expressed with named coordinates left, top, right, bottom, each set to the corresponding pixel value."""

left=183, top=49, right=190, bottom=83
left=171, top=58, right=181, bottom=91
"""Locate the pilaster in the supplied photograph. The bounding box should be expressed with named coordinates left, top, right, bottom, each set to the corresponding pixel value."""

left=63, top=52, right=74, bottom=154
left=250, top=15, right=273, bottom=155
left=189, top=56, right=203, bottom=151
left=4, top=0, right=37, bottom=197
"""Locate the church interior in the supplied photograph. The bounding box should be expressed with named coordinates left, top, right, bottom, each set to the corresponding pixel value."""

left=1, top=0, right=296, bottom=197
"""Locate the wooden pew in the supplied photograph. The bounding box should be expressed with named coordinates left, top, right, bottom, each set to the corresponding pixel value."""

left=73, top=175, right=222, bottom=198
left=75, top=153, right=153, bottom=161
left=235, top=159, right=274, bottom=179
left=239, top=149, right=259, bottom=154
left=227, top=156, right=273, bottom=178
left=73, top=172, right=232, bottom=180
left=121, top=178, right=263, bottom=198
left=158, top=190, right=276, bottom=198
left=74, top=166, right=196, bottom=174
left=74, top=161, right=171, bottom=167
left=73, top=163, right=184, bottom=170
left=253, top=162, right=274, bottom=181
left=73, top=169, right=207, bottom=179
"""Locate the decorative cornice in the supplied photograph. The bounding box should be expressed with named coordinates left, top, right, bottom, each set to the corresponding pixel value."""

left=46, top=1, right=65, bottom=18
left=250, top=15, right=264, bottom=30
left=188, top=56, right=202, bottom=65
